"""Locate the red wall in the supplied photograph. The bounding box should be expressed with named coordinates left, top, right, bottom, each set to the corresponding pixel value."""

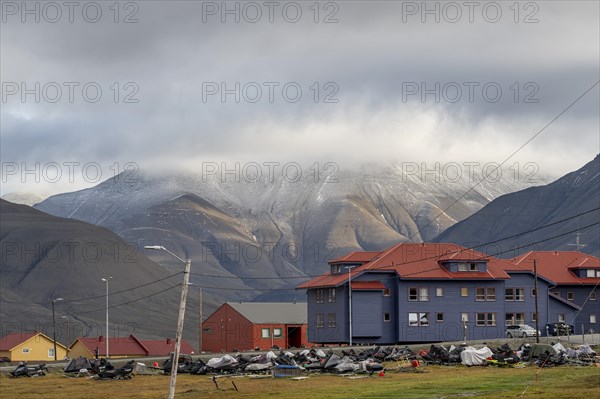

left=202, top=304, right=253, bottom=353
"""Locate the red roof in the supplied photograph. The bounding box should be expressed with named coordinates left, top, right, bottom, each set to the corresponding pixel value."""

left=140, top=339, right=196, bottom=356
left=298, top=243, right=511, bottom=289
left=329, top=251, right=382, bottom=264
left=72, top=335, right=147, bottom=356
left=509, top=251, right=600, bottom=285
left=352, top=281, right=386, bottom=290
left=0, top=332, right=38, bottom=351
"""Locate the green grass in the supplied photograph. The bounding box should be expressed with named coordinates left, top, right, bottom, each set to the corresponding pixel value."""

left=0, top=365, right=598, bottom=399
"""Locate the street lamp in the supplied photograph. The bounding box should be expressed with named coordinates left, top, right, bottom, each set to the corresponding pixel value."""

left=345, top=266, right=356, bottom=347
left=51, top=297, right=63, bottom=361
left=101, top=277, right=112, bottom=358
left=145, top=245, right=191, bottom=399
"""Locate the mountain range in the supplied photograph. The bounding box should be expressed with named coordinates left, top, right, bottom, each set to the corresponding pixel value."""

left=6, top=158, right=597, bottom=343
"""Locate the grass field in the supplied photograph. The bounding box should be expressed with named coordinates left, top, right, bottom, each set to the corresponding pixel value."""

left=1, top=365, right=598, bottom=399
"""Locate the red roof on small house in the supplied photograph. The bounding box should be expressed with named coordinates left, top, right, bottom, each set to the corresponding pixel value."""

left=509, top=251, right=600, bottom=285
left=0, top=332, right=38, bottom=351
left=298, top=243, right=511, bottom=289
left=352, top=281, right=386, bottom=290
left=140, top=339, right=196, bottom=356
left=72, top=335, right=147, bottom=357
left=329, top=251, right=382, bottom=264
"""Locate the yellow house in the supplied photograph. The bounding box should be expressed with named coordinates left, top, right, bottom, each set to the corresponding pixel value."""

left=0, top=332, right=68, bottom=362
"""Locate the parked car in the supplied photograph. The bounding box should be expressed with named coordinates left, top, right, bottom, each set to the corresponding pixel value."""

left=546, top=322, right=574, bottom=336
left=0, top=356, right=10, bottom=363
left=505, top=324, right=540, bottom=338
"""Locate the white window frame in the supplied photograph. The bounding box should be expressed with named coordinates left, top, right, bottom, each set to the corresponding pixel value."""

left=436, top=287, right=443, bottom=297
left=461, top=312, right=469, bottom=322
left=48, top=348, right=55, bottom=358
left=22, top=348, right=30, bottom=354
left=461, top=287, right=469, bottom=297
left=273, top=328, right=282, bottom=337
left=261, top=328, right=270, bottom=338
left=590, top=315, right=597, bottom=324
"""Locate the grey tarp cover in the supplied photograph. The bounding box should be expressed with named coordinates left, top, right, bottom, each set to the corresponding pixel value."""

left=530, top=344, right=558, bottom=358
left=460, top=346, right=493, bottom=366
left=64, top=357, right=92, bottom=373
left=207, top=354, right=237, bottom=368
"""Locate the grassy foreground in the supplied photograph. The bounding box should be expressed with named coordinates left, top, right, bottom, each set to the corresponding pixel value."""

left=0, top=365, right=598, bottom=399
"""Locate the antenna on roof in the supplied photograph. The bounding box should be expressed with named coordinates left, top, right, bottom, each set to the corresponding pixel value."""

left=568, top=232, right=587, bottom=251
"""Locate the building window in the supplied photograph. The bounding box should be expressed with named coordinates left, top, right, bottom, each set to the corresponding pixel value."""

left=532, top=313, right=537, bottom=322
left=506, top=313, right=525, bottom=326
left=316, top=313, right=324, bottom=328
left=461, top=288, right=469, bottom=297
left=22, top=348, right=30, bottom=354
left=409, top=288, right=417, bottom=301
left=383, top=288, right=391, bottom=297
left=590, top=292, right=597, bottom=301
left=48, top=348, right=55, bottom=358
left=476, top=313, right=496, bottom=326
left=327, top=313, right=336, bottom=328
left=408, top=312, right=429, bottom=327
left=590, top=315, right=597, bottom=324
left=316, top=289, right=324, bottom=304
left=476, top=288, right=486, bottom=301
left=558, top=314, right=565, bottom=323
left=505, top=288, right=524, bottom=301
left=531, top=288, right=537, bottom=297
left=273, top=328, right=282, bottom=337
left=262, top=328, right=270, bottom=338
left=567, top=292, right=574, bottom=301
left=408, top=287, right=429, bottom=301
left=436, top=313, right=444, bottom=322
left=461, top=313, right=469, bottom=322
left=328, top=288, right=336, bottom=303
left=331, top=264, right=342, bottom=274
left=458, top=262, right=478, bottom=272
left=586, top=269, right=597, bottom=278
left=383, top=313, right=391, bottom=322
left=436, top=288, right=444, bottom=297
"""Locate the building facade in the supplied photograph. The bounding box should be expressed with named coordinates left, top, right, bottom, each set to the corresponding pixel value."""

left=202, top=302, right=309, bottom=352
left=298, top=244, right=597, bottom=344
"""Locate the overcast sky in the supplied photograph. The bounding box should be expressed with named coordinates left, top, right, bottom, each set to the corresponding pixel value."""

left=1, top=1, right=599, bottom=196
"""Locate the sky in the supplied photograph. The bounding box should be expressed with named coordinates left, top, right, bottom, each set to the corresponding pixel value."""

left=1, top=0, right=599, bottom=197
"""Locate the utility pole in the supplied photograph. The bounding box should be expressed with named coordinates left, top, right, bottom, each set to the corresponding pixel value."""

left=199, top=287, right=203, bottom=353
left=101, top=277, right=112, bottom=358
left=568, top=232, right=587, bottom=251
left=170, top=258, right=191, bottom=399
left=534, top=259, right=540, bottom=343
left=51, top=298, right=63, bottom=361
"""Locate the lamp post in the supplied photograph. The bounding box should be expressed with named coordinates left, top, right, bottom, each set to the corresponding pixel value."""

left=101, top=277, right=112, bottom=358
left=345, top=266, right=356, bottom=347
left=145, top=245, right=191, bottom=399
left=51, top=297, right=63, bottom=361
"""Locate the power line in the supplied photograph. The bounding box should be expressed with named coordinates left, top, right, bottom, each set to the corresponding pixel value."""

left=187, top=207, right=599, bottom=280
left=75, top=283, right=182, bottom=315
left=61, top=272, right=182, bottom=304
left=405, top=80, right=599, bottom=243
